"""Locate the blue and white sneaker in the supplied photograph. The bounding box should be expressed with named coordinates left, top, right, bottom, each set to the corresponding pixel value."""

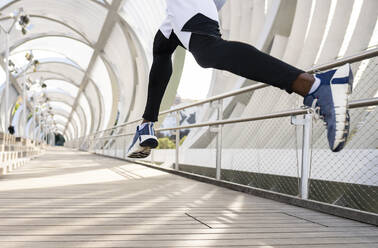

left=127, top=122, right=158, bottom=159
left=304, top=63, right=353, bottom=152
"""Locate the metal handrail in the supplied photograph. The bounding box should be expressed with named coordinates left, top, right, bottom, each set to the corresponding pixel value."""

left=157, top=97, right=378, bottom=131
left=93, top=97, right=378, bottom=140
left=307, top=48, right=378, bottom=73
left=91, top=48, right=378, bottom=135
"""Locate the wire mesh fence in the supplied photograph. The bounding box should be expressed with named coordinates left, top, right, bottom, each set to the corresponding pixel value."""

left=309, top=56, right=378, bottom=213
left=220, top=117, right=301, bottom=196
left=310, top=107, right=377, bottom=213
left=67, top=50, right=378, bottom=217
left=178, top=126, right=217, bottom=178
left=150, top=129, right=176, bottom=167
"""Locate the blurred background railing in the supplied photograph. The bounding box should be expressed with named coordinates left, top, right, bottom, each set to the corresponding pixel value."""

left=66, top=48, right=378, bottom=217
left=0, top=132, right=44, bottom=175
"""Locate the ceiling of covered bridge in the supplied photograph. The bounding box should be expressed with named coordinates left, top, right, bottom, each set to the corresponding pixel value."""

left=0, top=0, right=167, bottom=141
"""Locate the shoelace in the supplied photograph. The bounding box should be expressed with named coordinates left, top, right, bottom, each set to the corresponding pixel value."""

left=303, top=99, right=327, bottom=126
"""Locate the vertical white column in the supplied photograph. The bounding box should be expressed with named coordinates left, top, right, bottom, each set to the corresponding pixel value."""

left=32, top=103, right=36, bottom=141
left=38, top=112, right=41, bottom=142
left=175, top=111, right=180, bottom=170
left=5, top=33, right=10, bottom=132
left=123, top=135, right=127, bottom=159
left=300, top=114, right=312, bottom=199
left=23, top=69, right=27, bottom=138
left=291, top=113, right=313, bottom=199
left=215, top=100, right=223, bottom=180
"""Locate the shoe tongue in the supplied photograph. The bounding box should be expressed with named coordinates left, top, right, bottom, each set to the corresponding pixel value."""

left=318, top=69, right=336, bottom=86
left=303, top=95, right=315, bottom=107
left=138, top=123, right=149, bottom=130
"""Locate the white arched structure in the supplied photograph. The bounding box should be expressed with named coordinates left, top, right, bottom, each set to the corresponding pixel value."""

left=1, top=0, right=376, bottom=146
left=0, top=0, right=186, bottom=142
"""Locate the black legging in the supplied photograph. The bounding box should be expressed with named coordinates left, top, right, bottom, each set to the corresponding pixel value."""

left=142, top=31, right=303, bottom=122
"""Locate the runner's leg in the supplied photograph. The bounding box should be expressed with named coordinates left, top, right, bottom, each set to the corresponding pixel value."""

left=189, top=34, right=314, bottom=95
left=142, top=31, right=181, bottom=122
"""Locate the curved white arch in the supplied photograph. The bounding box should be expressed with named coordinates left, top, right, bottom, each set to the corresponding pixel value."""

left=47, top=97, right=87, bottom=138
left=18, top=59, right=101, bottom=132
left=0, top=0, right=181, bottom=142
left=0, top=0, right=107, bottom=10
left=23, top=70, right=104, bottom=134
left=2, top=30, right=122, bottom=136
left=0, top=0, right=108, bottom=43
left=9, top=38, right=121, bottom=134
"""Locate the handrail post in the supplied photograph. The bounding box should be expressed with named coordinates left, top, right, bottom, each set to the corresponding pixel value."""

left=89, top=135, right=93, bottom=153
left=123, top=136, right=127, bottom=159
left=175, top=111, right=180, bottom=170
left=151, top=149, right=155, bottom=164
left=215, top=99, right=223, bottom=180
left=114, top=137, right=117, bottom=158
left=291, top=113, right=312, bottom=199
left=113, top=128, right=117, bottom=157
left=301, top=114, right=312, bottom=199
left=102, top=133, right=105, bottom=156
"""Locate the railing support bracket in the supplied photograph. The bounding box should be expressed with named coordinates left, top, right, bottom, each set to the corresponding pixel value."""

left=291, top=113, right=313, bottom=199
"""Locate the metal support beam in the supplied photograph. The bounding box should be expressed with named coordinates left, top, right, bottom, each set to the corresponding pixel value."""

left=291, top=113, right=313, bottom=199
left=215, top=100, right=223, bottom=180
left=175, top=111, right=180, bottom=170
left=63, top=0, right=124, bottom=136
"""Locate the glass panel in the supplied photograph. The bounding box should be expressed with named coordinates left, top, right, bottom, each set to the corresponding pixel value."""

left=0, top=67, right=5, bottom=87
left=12, top=37, right=94, bottom=70
left=120, top=0, right=166, bottom=58
left=53, top=114, right=68, bottom=124
left=0, top=0, right=14, bottom=9
left=44, top=80, right=79, bottom=98
left=49, top=101, right=72, bottom=114
left=78, top=94, right=92, bottom=135
left=35, top=62, right=85, bottom=86
left=10, top=50, right=66, bottom=70
left=67, top=121, right=75, bottom=139
left=72, top=110, right=82, bottom=137
left=89, top=57, right=111, bottom=130
left=84, top=82, right=101, bottom=133
left=2, top=0, right=108, bottom=43
left=103, top=23, right=133, bottom=121
left=56, top=123, right=65, bottom=130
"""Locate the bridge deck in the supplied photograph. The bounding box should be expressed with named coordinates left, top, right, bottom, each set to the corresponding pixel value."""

left=0, top=148, right=377, bottom=248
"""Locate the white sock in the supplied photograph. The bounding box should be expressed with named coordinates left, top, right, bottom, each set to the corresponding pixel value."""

left=308, top=76, right=321, bottom=95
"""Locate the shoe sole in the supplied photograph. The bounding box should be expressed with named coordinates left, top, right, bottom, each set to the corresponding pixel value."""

left=330, top=63, right=353, bottom=151
left=140, top=138, right=158, bottom=149
left=333, top=111, right=350, bottom=152
left=127, top=146, right=151, bottom=159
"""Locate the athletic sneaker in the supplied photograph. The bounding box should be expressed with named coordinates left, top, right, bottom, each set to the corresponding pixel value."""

left=304, top=63, right=353, bottom=152
left=127, top=122, right=158, bottom=159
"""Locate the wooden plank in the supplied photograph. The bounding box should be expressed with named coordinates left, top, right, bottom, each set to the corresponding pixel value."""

left=0, top=237, right=376, bottom=248
left=0, top=231, right=377, bottom=241
left=0, top=225, right=375, bottom=233
left=0, top=148, right=376, bottom=248
left=1, top=244, right=378, bottom=248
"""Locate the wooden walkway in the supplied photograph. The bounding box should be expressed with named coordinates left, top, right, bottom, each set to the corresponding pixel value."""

left=0, top=148, right=377, bottom=248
